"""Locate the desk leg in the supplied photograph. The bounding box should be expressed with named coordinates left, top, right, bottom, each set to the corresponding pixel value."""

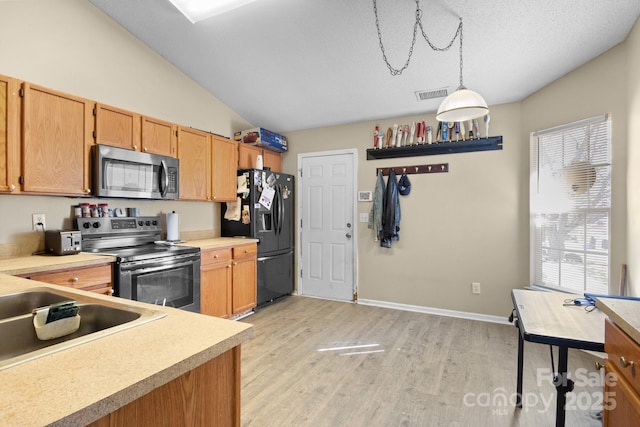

left=516, top=319, right=524, bottom=408
left=554, top=346, right=573, bottom=427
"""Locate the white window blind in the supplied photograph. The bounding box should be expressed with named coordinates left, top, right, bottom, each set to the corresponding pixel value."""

left=530, top=114, right=611, bottom=294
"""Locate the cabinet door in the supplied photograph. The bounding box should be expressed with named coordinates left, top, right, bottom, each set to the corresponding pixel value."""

left=178, top=127, right=211, bottom=201
left=0, top=74, right=20, bottom=194
left=603, top=360, right=640, bottom=425
left=232, top=245, right=257, bottom=314
left=262, top=149, right=281, bottom=172
left=95, top=103, right=141, bottom=151
left=22, top=83, right=93, bottom=196
left=141, top=116, right=177, bottom=157
left=212, top=136, right=238, bottom=202
left=201, top=261, right=232, bottom=318
left=237, top=143, right=261, bottom=169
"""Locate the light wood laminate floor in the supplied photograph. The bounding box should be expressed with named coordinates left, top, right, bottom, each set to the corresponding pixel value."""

left=240, top=296, right=603, bottom=427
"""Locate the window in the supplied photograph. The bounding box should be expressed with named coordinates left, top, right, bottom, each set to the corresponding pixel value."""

left=530, top=114, right=611, bottom=294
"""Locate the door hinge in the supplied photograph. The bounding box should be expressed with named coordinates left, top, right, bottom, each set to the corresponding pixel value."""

left=353, top=292, right=358, bottom=301
left=19, top=88, right=24, bottom=97
left=300, top=219, right=302, bottom=228
left=19, top=176, right=24, bottom=185
left=299, top=168, right=303, bottom=178
left=92, top=130, right=97, bottom=139
left=300, top=269, right=303, bottom=278
left=92, top=107, right=97, bottom=116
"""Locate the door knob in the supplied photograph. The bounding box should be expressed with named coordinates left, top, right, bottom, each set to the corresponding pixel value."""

left=346, top=223, right=352, bottom=228
left=346, top=233, right=352, bottom=238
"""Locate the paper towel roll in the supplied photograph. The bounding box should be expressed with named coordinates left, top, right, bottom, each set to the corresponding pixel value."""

left=166, top=211, right=179, bottom=242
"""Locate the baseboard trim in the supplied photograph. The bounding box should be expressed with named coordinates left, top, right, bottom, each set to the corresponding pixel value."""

left=357, top=299, right=511, bottom=325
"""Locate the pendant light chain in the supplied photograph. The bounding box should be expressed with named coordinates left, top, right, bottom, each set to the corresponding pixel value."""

left=373, top=0, right=463, bottom=78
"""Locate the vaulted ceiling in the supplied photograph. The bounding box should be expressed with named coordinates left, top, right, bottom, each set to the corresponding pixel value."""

left=90, top=0, right=640, bottom=132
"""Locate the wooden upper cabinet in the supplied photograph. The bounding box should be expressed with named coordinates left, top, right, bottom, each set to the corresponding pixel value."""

left=94, top=103, right=141, bottom=151
left=263, top=149, right=281, bottom=172
left=0, top=74, right=20, bottom=194
left=177, top=126, right=211, bottom=201
left=212, top=135, right=238, bottom=202
left=237, top=143, right=281, bottom=172
left=21, top=83, right=93, bottom=196
left=141, top=116, right=177, bottom=157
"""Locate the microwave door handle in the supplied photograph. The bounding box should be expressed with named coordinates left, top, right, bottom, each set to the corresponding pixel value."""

left=159, top=160, right=168, bottom=197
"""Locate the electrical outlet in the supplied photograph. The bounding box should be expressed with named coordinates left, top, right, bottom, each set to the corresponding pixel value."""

left=471, top=282, right=481, bottom=294
left=32, top=213, right=46, bottom=231
left=359, top=213, right=369, bottom=223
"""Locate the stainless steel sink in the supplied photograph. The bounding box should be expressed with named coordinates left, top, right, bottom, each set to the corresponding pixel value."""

left=0, top=287, right=166, bottom=370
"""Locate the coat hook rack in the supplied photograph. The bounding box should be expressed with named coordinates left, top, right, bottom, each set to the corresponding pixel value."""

left=376, top=163, right=448, bottom=176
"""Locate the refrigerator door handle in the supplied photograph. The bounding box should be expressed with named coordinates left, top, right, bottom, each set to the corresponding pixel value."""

left=278, top=184, right=285, bottom=235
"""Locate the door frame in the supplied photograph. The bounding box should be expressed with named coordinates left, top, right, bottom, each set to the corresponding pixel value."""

left=296, top=149, right=358, bottom=301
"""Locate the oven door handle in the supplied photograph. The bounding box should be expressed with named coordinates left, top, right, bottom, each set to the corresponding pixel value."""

left=120, top=259, right=199, bottom=275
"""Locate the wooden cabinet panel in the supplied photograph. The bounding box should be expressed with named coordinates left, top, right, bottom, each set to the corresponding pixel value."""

left=88, top=347, right=241, bottom=427
left=232, top=244, right=257, bottom=315
left=21, top=83, right=93, bottom=196
left=263, top=149, right=281, bottom=172
left=95, top=103, right=141, bottom=151
left=603, top=319, right=640, bottom=424
left=0, top=74, right=20, bottom=194
left=233, top=243, right=257, bottom=260
left=201, top=247, right=233, bottom=318
left=238, top=143, right=261, bottom=169
left=141, top=116, right=176, bottom=157
left=28, top=264, right=113, bottom=294
left=212, top=135, right=238, bottom=202
left=237, top=143, right=281, bottom=172
left=178, top=127, right=211, bottom=201
left=201, top=261, right=232, bottom=318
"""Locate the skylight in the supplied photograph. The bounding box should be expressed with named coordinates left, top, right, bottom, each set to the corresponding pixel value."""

left=168, top=0, right=260, bottom=23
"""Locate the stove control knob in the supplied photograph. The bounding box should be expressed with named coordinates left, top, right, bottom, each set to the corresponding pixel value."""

left=152, top=220, right=158, bottom=226
left=92, top=222, right=101, bottom=229
left=138, top=220, right=144, bottom=227
left=82, top=222, right=91, bottom=229
left=145, top=220, right=151, bottom=226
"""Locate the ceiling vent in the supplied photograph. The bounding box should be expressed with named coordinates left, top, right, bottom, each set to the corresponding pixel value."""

left=415, top=88, right=449, bottom=101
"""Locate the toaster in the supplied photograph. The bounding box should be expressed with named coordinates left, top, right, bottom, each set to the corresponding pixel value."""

left=45, top=230, right=82, bottom=255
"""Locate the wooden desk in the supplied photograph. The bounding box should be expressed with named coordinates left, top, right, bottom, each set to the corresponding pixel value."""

left=511, top=289, right=606, bottom=427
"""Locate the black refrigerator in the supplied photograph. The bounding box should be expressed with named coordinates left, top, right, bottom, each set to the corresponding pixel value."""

left=221, top=169, right=294, bottom=306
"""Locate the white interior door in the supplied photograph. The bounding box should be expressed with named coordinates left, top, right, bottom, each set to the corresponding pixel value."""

left=298, top=150, right=356, bottom=301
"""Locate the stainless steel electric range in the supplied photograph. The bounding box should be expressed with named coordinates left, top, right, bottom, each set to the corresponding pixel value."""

left=77, top=216, right=201, bottom=312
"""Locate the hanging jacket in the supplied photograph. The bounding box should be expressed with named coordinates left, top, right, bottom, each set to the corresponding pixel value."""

left=381, top=169, right=401, bottom=248
left=368, top=170, right=385, bottom=241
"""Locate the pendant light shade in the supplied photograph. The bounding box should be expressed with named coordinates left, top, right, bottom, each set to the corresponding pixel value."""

left=436, top=87, right=489, bottom=122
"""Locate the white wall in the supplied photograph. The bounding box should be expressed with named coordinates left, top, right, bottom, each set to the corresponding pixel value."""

left=627, top=18, right=640, bottom=296
left=0, top=0, right=253, bottom=254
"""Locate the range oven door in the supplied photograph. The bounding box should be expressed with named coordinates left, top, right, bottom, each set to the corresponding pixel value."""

left=116, top=253, right=201, bottom=312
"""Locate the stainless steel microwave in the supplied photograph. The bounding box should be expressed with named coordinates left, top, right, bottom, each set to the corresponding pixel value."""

left=92, top=144, right=179, bottom=200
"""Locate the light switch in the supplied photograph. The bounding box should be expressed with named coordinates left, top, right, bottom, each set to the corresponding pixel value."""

left=359, top=213, right=369, bottom=223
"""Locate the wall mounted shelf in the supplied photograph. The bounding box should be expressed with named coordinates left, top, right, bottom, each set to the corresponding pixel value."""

left=366, top=136, right=502, bottom=160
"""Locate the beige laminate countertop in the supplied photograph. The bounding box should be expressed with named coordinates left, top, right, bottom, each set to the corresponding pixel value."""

left=0, top=253, right=117, bottom=276
left=0, top=275, right=253, bottom=427
left=182, top=237, right=259, bottom=250
left=596, top=297, right=640, bottom=344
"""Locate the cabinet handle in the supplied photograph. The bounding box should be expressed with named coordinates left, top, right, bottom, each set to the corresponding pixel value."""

left=227, top=264, right=232, bottom=269
left=109, top=288, right=114, bottom=295
left=71, top=277, right=79, bottom=283
left=595, top=361, right=604, bottom=370
left=143, top=147, right=148, bottom=152
left=233, top=261, right=238, bottom=266
left=133, top=145, right=138, bottom=150
left=214, top=254, right=219, bottom=258
left=620, top=356, right=635, bottom=368
left=8, top=184, right=15, bottom=191
left=84, top=188, right=91, bottom=194
left=244, top=249, right=248, bottom=253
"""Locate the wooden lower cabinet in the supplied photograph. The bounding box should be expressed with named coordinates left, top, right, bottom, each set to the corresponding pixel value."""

left=603, top=318, right=640, bottom=425
left=88, top=346, right=241, bottom=427
left=201, top=243, right=257, bottom=318
left=238, top=143, right=282, bottom=172
left=26, top=264, right=113, bottom=295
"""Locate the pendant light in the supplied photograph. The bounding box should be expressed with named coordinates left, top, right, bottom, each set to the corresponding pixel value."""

left=436, top=18, right=488, bottom=122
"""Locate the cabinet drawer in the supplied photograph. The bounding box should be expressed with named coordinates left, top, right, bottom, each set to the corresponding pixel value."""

left=201, top=248, right=232, bottom=265
left=29, top=264, right=112, bottom=290
left=233, top=244, right=257, bottom=260
left=605, top=318, right=640, bottom=393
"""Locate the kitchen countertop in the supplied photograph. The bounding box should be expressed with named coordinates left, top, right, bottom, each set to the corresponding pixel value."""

left=0, top=253, right=117, bottom=276
left=0, top=237, right=259, bottom=276
left=0, top=274, right=253, bottom=426
left=596, top=297, right=640, bottom=344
